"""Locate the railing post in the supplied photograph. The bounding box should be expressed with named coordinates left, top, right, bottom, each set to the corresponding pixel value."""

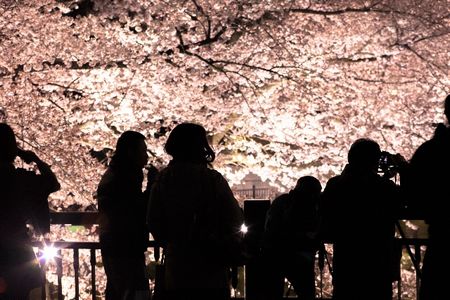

left=74, top=248, right=80, bottom=300
left=415, top=244, right=422, bottom=298
left=154, top=245, right=160, bottom=262
left=57, top=249, right=63, bottom=300
left=90, top=248, right=97, bottom=300
left=40, top=252, right=46, bottom=300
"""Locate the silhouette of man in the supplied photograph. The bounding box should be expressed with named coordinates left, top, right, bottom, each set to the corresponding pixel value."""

left=97, top=131, right=152, bottom=300
left=320, top=138, right=401, bottom=300
left=404, top=95, right=450, bottom=300
left=147, top=123, right=243, bottom=300
left=0, top=123, right=60, bottom=299
left=263, top=176, right=322, bottom=300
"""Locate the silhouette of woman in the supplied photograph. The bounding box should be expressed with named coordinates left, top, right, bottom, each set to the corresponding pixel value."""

left=147, top=123, right=243, bottom=300
left=97, top=131, right=151, bottom=300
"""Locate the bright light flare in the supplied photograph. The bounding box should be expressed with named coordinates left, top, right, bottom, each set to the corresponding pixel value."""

left=40, top=245, right=59, bottom=261
left=240, top=223, right=248, bottom=234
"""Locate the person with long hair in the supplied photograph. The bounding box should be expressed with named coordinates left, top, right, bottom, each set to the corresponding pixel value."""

left=147, top=123, right=243, bottom=300
left=97, top=131, right=152, bottom=300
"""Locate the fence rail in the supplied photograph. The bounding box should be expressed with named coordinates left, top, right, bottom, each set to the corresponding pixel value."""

left=233, top=186, right=277, bottom=200
left=29, top=212, right=427, bottom=300
left=31, top=240, right=160, bottom=300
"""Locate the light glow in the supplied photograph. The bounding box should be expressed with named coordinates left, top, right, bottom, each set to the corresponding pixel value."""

left=40, top=245, right=59, bottom=262
left=240, top=223, right=248, bottom=234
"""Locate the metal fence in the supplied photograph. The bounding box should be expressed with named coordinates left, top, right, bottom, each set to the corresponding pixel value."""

left=29, top=212, right=427, bottom=300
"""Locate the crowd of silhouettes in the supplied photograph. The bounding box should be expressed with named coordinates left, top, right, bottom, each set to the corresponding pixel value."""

left=1, top=94, right=449, bottom=300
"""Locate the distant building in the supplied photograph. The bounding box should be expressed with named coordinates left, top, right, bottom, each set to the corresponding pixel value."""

left=231, top=172, right=278, bottom=203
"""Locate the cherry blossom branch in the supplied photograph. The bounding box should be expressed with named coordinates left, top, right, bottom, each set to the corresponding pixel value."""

left=176, top=27, right=300, bottom=84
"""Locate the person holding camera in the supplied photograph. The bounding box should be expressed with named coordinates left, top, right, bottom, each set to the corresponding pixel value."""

left=97, top=131, right=156, bottom=300
left=0, top=123, right=60, bottom=299
left=402, top=94, right=450, bottom=300
left=320, top=138, right=402, bottom=300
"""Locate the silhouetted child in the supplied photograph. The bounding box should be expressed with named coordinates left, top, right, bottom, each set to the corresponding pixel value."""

left=0, top=123, right=60, bottom=299
left=262, top=176, right=322, bottom=300
left=97, top=131, right=152, bottom=300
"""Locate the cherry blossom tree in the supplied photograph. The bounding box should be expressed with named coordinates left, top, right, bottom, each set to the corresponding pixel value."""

left=1, top=0, right=448, bottom=210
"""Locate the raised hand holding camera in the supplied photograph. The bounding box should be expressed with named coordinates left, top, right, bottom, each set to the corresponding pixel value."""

left=378, top=151, right=407, bottom=179
left=17, top=148, right=40, bottom=164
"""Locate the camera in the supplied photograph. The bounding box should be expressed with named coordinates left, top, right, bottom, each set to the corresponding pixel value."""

left=378, top=151, right=398, bottom=178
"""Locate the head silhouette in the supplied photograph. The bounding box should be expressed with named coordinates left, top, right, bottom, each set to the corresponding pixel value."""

left=294, top=176, right=322, bottom=195
left=0, top=123, right=18, bottom=163
left=165, top=123, right=215, bottom=164
left=112, top=131, right=148, bottom=168
left=347, top=138, right=381, bottom=171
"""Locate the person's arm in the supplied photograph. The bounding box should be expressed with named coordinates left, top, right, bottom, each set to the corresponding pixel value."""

left=214, top=172, right=246, bottom=265
left=398, top=142, right=433, bottom=219
left=18, top=149, right=60, bottom=193
left=144, top=164, right=159, bottom=200
left=318, top=177, right=340, bottom=243
left=16, top=149, right=60, bottom=235
left=147, top=175, right=167, bottom=246
left=263, top=197, right=284, bottom=242
left=215, top=173, right=244, bottom=234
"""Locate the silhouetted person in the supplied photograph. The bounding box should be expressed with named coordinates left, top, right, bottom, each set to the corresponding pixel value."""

left=0, top=123, right=60, bottom=299
left=320, top=138, right=401, bottom=300
left=404, top=95, right=450, bottom=300
left=262, top=176, right=322, bottom=300
left=97, top=131, right=153, bottom=300
left=147, top=123, right=243, bottom=300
